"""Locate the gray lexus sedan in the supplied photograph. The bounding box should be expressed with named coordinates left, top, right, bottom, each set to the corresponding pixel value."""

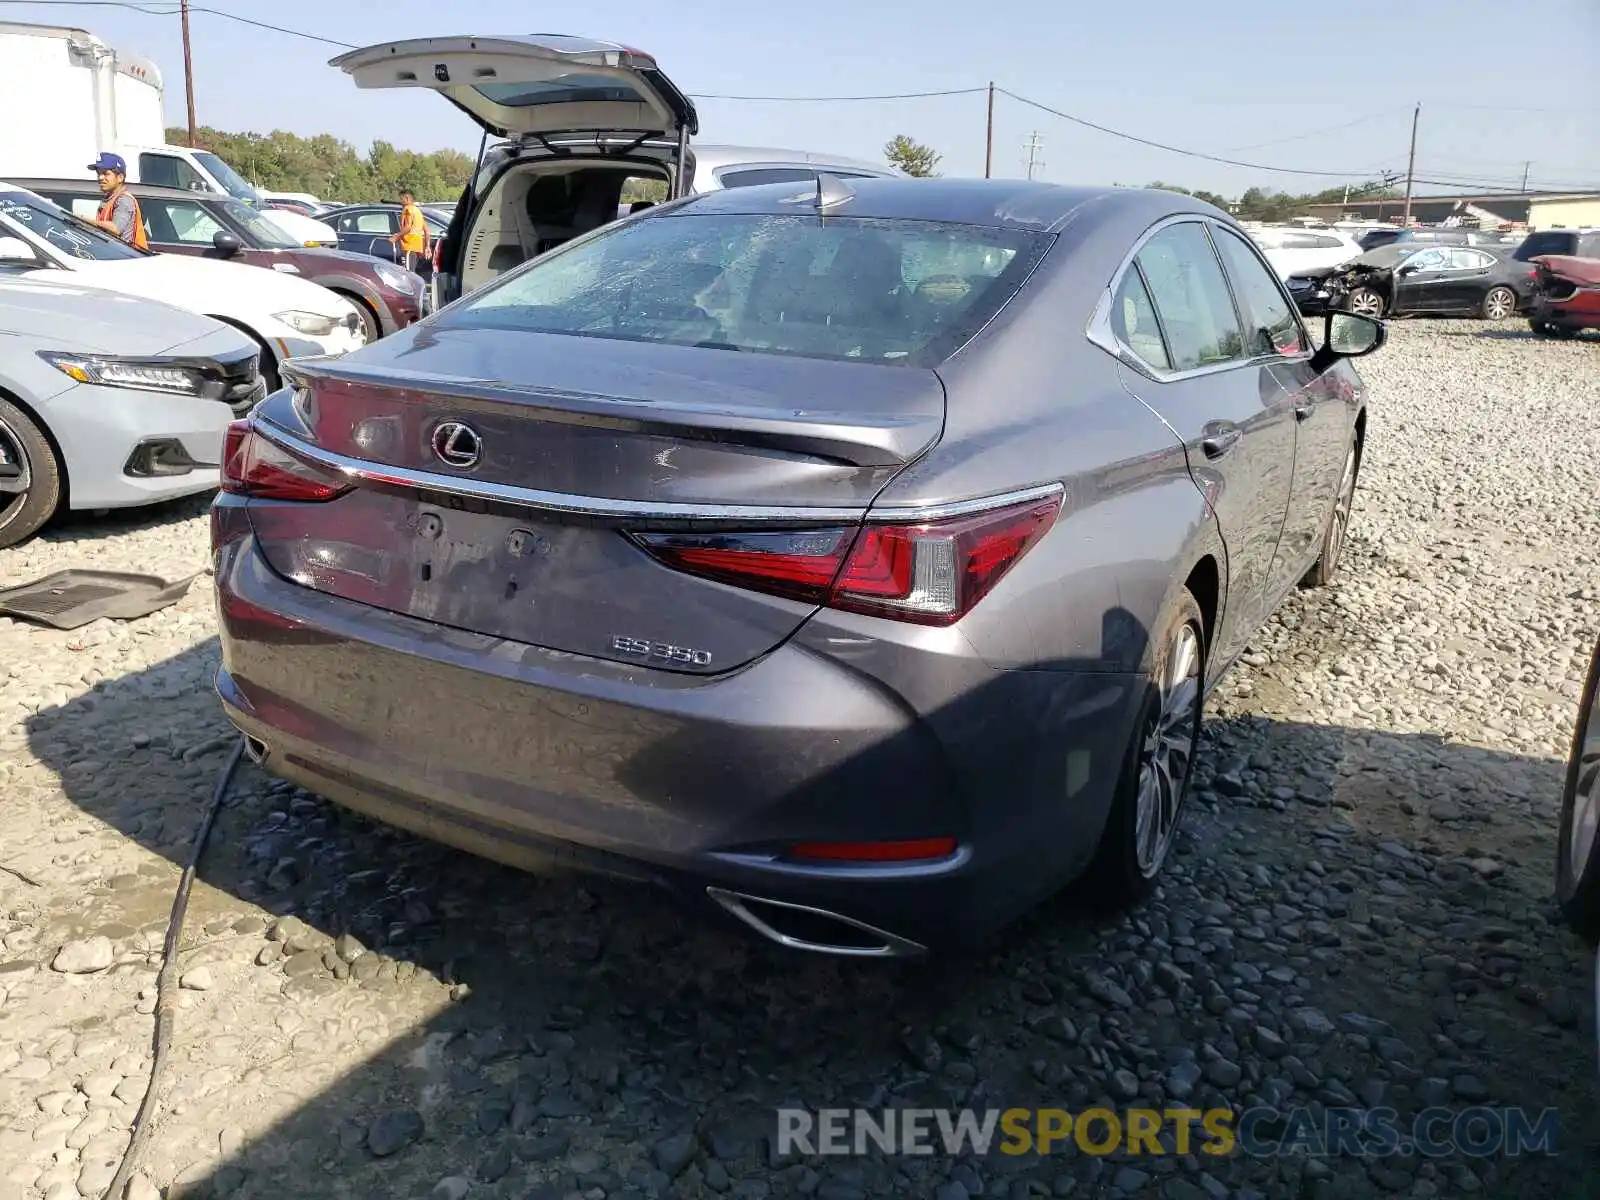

left=210, top=177, right=1385, bottom=956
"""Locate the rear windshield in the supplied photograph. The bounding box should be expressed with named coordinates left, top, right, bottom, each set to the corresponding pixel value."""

left=437, top=213, right=1052, bottom=368
left=1514, top=231, right=1576, bottom=261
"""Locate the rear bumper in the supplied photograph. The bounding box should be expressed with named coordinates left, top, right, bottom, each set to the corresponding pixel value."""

left=212, top=525, right=1140, bottom=951
left=1529, top=292, right=1600, bottom=327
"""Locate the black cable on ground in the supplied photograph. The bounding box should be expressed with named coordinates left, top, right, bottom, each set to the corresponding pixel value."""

left=101, top=735, right=247, bottom=1200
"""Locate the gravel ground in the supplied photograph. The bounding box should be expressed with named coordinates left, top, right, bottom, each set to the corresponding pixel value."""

left=1, top=319, right=1598, bottom=1200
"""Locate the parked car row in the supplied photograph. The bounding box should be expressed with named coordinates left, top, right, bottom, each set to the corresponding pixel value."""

left=20, top=179, right=427, bottom=342
left=0, top=179, right=372, bottom=547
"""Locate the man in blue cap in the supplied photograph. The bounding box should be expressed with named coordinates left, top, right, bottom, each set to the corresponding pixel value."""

left=86, top=152, right=148, bottom=249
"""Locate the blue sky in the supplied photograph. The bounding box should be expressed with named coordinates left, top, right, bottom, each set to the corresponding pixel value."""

left=9, top=0, right=1599, bottom=198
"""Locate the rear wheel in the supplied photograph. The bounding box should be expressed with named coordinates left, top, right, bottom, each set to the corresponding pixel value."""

left=1557, top=637, right=1600, bottom=944
left=1346, top=288, right=1385, bottom=318
left=1481, top=286, right=1517, bottom=321
left=1302, top=439, right=1359, bottom=588
left=0, top=397, right=62, bottom=550
left=1086, top=588, right=1205, bottom=905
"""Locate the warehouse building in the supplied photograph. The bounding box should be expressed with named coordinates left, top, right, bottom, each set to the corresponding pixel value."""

left=1302, top=191, right=1600, bottom=230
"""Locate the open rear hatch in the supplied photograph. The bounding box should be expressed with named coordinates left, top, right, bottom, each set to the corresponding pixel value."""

left=328, top=35, right=698, bottom=143
left=237, top=331, right=946, bottom=674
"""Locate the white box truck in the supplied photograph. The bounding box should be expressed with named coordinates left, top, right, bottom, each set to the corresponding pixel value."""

left=0, top=21, right=260, bottom=203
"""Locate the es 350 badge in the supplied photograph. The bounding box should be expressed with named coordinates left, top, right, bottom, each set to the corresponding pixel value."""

left=611, top=635, right=712, bottom=667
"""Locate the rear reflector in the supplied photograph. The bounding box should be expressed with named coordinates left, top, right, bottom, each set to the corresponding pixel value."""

left=631, top=491, right=1061, bottom=627
left=220, top=419, right=350, bottom=502
left=788, top=837, right=958, bottom=863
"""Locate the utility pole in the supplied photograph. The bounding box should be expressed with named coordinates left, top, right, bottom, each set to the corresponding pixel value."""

left=1521, top=160, right=1531, bottom=191
left=1022, top=130, right=1044, bottom=181
left=180, top=0, right=197, bottom=147
left=1401, top=102, right=1419, bottom=225
left=984, top=82, right=994, bottom=179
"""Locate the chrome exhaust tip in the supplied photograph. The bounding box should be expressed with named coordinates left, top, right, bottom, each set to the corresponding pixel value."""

left=705, top=887, right=927, bottom=958
left=242, top=735, right=268, bottom=765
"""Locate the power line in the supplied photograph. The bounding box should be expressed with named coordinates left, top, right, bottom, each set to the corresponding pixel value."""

left=996, top=87, right=1383, bottom=179
left=0, top=0, right=356, bottom=45
left=1221, top=108, right=1409, bottom=153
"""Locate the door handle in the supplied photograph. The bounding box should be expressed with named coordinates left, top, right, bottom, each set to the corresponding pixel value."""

left=1201, top=427, right=1241, bottom=459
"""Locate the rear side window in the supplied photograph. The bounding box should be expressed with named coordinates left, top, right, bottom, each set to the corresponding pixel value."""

left=1110, top=268, right=1170, bottom=370
left=1134, top=223, right=1245, bottom=371
left=1211, top=226, right=1304, bottom=356
left=436, top=213, right=1052, bottom=368
left=340, top=211, right=394, bottom=235
left=718, top=168, right=821, bottom=189
left=1513, top=232, right=1575, bottom=261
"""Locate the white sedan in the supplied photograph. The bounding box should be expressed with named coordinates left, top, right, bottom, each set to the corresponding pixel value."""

left=258, top=207, right=341, bottom=249
left=1247, top=225, right=1363, bottom=281
left=0, top=183, right=364, bottom=388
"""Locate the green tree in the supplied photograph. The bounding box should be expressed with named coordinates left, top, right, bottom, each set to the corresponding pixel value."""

left=884, top=134, right=941, bottom=178
left=167, top=126, right=474, bottom=203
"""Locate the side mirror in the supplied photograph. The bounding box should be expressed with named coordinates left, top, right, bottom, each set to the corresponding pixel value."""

left=212, top=230, right=243, bottom=256
left=1326, top=311, right=1385, bottom=357
left=1396, top=265, right=1418, bottom=277
left=0, top=235, right=37, bottom=263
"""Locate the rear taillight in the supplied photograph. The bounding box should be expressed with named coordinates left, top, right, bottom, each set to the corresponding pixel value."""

left=631, top=492, right=1061, bottom=627
left=220, top=419, right=350, bottom=502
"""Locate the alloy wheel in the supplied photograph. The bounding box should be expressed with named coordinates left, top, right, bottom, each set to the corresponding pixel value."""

left=1348, top=290, right=1383, bottom=318
left=1326, top=446, right=1358, bottom=576
left=0, top=416, right=32, bottom=527
left=1133, top=621, right=1202, bottom=874
left=1484, top=287, right=1515, bottom=321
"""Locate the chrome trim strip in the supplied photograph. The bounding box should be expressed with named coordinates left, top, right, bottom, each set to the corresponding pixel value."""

left=252, top=419, right=1065, bottom=526
left=705, top=887, right=927, bottom=958
left=871, top=481, right=1065, bottom=522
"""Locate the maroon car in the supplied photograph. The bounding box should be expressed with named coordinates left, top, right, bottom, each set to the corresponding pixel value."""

left=22, top=178, right=426, bottom=342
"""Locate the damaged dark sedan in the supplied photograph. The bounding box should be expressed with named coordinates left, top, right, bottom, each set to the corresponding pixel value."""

left=1286, top=243, right=1538, bottom=321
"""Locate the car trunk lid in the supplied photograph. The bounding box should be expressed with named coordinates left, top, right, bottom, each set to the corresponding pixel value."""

left=328, top=35, right=698, bottom=141
left=243, top=330, right=945, bottom=674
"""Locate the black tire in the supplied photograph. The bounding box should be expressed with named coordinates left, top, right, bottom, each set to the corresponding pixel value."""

left=1302, top=437, right=1360, bottom=588
left=1085, top=587, right=1206, bottom=906
left=336, top=292, right=382, bottom=344
left=1531, top=319, right=1577, bottom=340
left=0, top=396, right=63, bottom=550
left=1345, top=288, right=1385, bottom=319
left=1556, top=636, right=1600, bottom=944
left=1481, top=286, right=1517, bottom=321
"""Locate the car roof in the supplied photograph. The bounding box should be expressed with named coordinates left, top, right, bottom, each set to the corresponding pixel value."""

left=662, top=176, right=1217, bottom=234
left=8, top=177, right=221, bottom=202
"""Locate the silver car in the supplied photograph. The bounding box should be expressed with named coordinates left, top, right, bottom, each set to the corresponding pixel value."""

left=0, top=267, right=264, bottom=548
left=212, top=175, right=1387, bottom=957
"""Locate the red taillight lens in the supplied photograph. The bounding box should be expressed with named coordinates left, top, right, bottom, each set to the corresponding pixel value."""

left=632, top=492, right=1061, bottom=627
left=220, top=419, right=350, bottom=502
left=788, top=837, right=958, bottom=863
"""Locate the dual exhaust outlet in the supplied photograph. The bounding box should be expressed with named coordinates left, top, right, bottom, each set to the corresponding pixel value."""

left=233, top=729, right=924, bottom=958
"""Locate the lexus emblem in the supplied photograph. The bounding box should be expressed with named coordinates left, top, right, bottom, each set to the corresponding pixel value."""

left=431, top=421, right=482, bottom=469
